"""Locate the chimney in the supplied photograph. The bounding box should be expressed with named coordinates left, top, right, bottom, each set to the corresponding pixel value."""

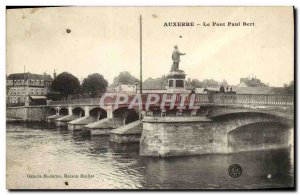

left=53, top=69, right=57, bottom=80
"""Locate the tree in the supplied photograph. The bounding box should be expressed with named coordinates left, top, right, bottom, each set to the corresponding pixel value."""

left=190, top=79, right=203, bottom=88
left=82, top=73, right=108, bottom=97
left=220, top=79, right=229, bottom=87
left=112, top=71, right=139, bottom=87
left=271, top=81, right=294, bottom=95
left=143, top=75, right=168, bottom=89
left=51, top=72, right=80, bottom=99
left=284, top=80, right=294, bottom=94
left=202, top=79, right=219, bottom=88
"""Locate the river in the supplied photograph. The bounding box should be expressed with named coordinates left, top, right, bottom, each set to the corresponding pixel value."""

left=6, top=123, right=294, bottom=189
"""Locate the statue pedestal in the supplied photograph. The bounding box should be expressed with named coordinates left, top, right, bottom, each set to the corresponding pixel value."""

left=166, top=69, right=188, bottom=93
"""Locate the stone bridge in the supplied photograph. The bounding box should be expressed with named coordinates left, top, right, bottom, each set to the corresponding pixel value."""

left=137, top=94, right=293, bottom=157
left=7, top=93, right=294, bottom=156
left=46, top=93, right=294, bottom=120
left=46, top=103, right=140, bottom=135
left=43, top=93, right=294, bottom=138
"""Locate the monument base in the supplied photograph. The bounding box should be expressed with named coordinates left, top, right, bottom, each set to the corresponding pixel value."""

left=166, top=69, right=188, bottom=93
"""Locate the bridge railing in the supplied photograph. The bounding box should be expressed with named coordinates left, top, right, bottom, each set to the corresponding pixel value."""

left=204, top=94, right=294, bottom=106
left=48, top=93, right=294, bottom=107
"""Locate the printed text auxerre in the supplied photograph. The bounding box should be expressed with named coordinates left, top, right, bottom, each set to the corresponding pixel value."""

left=163, top=22, right=194, bottom=27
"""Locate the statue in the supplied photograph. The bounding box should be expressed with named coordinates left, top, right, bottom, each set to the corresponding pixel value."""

left=171, top=45, right=186, bottom=71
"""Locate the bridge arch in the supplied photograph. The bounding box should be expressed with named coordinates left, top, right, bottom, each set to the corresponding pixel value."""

left=227, top=121, right=292, bottom=152
left=48, top=107, right=57, bottom=116
left=113, top=107, right=140, bottom=124
left=89, top=107, right=107, bottom=120
left=113, top=107, right=128, bottom=118
left=210, top=112, right=293, bottom=153
left=211, top=111, right=291, bottom=126
left=59, top=107, right=69, bottom=115
left=72, top=107, right=85, bottom=117
left=124, top=109, right=139, bottom=124
left=209, top=105, right=293, bottom=120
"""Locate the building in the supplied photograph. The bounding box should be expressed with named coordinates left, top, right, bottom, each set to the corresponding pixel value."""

left=6, top=72, right=53, bottom=105
left=239, top=75, right=268, bottom=88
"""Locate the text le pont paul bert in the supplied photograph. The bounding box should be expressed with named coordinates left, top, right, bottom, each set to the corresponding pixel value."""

left=163, top=22, right=255, bottom=27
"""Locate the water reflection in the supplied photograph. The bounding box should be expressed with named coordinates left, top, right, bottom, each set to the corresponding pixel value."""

left=6, top=123, right=294, bottom=189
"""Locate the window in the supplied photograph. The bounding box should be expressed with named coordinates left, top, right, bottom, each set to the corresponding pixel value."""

left=168, top=80, right=173, bottom=87
left=176, top=80, right=184, bottom=88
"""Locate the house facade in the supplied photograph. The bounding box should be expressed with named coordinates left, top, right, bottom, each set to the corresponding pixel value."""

left=6, top=72, right=53, bottom=105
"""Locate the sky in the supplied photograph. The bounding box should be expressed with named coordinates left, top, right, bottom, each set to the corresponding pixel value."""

left=6, top=7, right=294, bottom=87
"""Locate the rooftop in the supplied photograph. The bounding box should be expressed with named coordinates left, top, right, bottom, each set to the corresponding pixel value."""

left=7, top=72, right=53, bottom=81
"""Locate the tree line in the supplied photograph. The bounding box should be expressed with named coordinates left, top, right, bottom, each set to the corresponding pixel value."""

left=50, top=72, right=108, bottom=99
left=50, top=71, right=139, bottom=100
left=50, top=71, right=294, bottom=100
left=50, top=71, right=233, bottom=100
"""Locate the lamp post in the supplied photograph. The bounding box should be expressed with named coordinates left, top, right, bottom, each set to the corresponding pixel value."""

left=139, top=15, right=143, bottom=94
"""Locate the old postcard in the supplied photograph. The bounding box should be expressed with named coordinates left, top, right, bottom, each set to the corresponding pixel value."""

left=6, top=6, right=294, bottom=190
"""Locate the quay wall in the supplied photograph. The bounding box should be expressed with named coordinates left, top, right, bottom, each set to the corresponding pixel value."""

left=7, top=106, right=49, bottom=121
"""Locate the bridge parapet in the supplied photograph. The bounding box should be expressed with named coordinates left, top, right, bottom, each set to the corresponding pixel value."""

left=209, top=106, right=294, bottom=121
left=202, top=94, right=294, bottom=107
left=48, top=93, right=294, bottom=108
